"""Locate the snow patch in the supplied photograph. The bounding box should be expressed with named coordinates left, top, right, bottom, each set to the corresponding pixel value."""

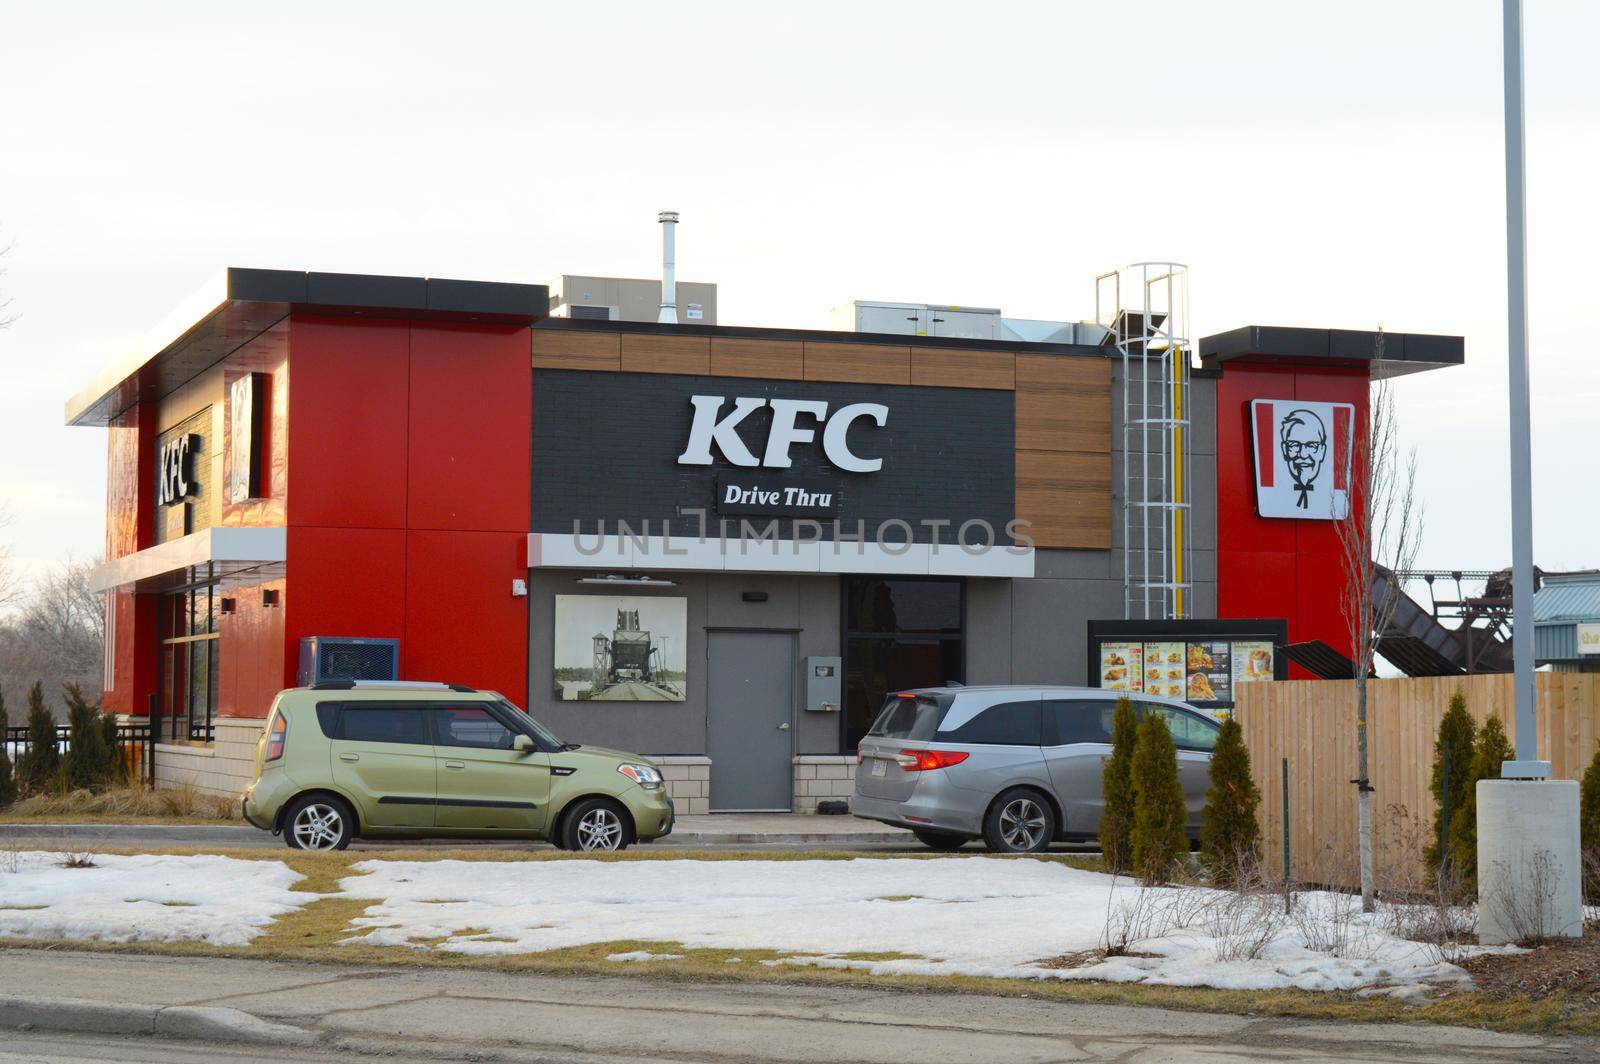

left=0, top=851, right=307, bottom=947
left=334, top=857, right=1496, bottom=993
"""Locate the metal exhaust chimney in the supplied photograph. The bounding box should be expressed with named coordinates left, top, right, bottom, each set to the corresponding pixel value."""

left=657, top=210, right=679, bottom=324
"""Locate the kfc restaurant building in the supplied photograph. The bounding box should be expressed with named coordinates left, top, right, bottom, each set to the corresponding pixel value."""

left=69, top=268, right=1462, bottom=812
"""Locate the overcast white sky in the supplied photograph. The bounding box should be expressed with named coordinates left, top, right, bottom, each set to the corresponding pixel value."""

left=0, top=0, right=1596, bottom=591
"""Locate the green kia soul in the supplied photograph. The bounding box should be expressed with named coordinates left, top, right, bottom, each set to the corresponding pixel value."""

left=241, top=682, right=673, bottom=851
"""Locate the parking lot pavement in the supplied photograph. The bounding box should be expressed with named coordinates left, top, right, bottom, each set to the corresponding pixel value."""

left=0, top=813, right=925, bottom=851
left=1, top=949, right=1591, bottom=1063
left=1, top=815, right=1105, bottom=854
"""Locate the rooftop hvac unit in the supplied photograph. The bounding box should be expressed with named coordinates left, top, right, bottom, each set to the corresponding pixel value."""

left=297, top=636, right=400, bottom=687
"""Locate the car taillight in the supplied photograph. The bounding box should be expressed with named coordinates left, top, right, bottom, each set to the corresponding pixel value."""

left=855, top=748, right=863, bottom=765
left=265, top=714, right=287, bottom=762
left=896, top=748, right=969, bottom=772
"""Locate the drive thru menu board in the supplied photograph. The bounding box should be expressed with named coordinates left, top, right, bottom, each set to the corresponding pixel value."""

left=1089, top=620, right=1289, bottom=718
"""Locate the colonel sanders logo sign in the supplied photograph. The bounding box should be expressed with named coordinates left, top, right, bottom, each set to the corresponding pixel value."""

left=1249, top=399, right=1354, bottom=520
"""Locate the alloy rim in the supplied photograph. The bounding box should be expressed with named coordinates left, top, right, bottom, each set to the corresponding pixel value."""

left=576, top=807, right=624, bottom=851
left=292, top=803, right=344, bottom=850
left=999, top=798, right=1046, bottom=851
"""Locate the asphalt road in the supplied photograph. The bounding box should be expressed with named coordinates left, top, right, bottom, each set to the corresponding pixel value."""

left=4, top=949, right=1593, bottom=1064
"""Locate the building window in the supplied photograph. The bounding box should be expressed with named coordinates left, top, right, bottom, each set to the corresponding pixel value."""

left=842, top=577, right=963, bottom=749
left=158, top=582, right=221, bottom=742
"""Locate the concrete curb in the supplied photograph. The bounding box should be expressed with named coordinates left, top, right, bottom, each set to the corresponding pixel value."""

left=0, top=996, right=315, bottom=1047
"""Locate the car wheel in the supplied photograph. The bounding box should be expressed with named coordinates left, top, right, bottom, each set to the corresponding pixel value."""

left=284, top=794, right=354, bottom=851
left=912, top=829, right=967, bottom=852
left=982, top=789, right=1056, bottom=854
left=561, top=798, right=632, bottom=852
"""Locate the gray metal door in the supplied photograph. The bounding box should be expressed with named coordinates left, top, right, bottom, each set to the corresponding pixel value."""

left=708, top=631, right=794, bottom=812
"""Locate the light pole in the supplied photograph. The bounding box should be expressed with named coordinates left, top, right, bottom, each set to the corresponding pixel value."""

left=1475, top=0, right=1582, bottom=946
left=1498, top=0, right=1547, bottom=781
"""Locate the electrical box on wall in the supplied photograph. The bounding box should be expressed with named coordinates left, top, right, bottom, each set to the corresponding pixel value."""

left=804, top=656, right=841, bottom=712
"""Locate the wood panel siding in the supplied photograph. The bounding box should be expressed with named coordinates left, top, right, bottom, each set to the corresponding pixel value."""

left=1239, top=673, right=1600, bottom=891
left=1011, top=354, right=1114, bottom=549
left=710, top=337, right=805, bottom=380
left=1014, top=451, right=1112, bottom=549
left=531, top=330, right=621, bottom=371
left=620, top=333, right=711, bottom=376
left=911, top=347, right=1015, bottom=390
left=1015, top=354, right=1112, bottom=454
left=802, top=342, right=911, bottom=385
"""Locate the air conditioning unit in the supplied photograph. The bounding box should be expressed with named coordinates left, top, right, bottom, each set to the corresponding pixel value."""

left=297, top=636, right=400, bottom=687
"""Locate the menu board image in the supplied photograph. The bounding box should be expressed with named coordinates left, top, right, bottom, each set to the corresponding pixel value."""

left=1087, top=619, right=1288, bottom=710
left=1233, top=641, right=1275, bottom=685
left=1184, top=641, right=1232, bottom=704
left=1142, top=641, right=1185, bottom=699
left=1099, top=642, right=1142, bottom=693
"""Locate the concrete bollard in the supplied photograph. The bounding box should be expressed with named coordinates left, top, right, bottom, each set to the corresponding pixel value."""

left=1475, top=779, right=1584, bottom=946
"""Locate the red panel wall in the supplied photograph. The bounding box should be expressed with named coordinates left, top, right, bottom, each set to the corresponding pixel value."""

left=282, top=526, right=408, bottom=691
left=1216, top=365, right=1370, bottom=677
left=407, top=323, right=531, bottom=532
left=225, top=314, right=537, bottom=717
left=286, top=316, right=410, bottom=530
left=103, top=403, right=158, bottom=718
left=403, top=530, right=529, bottom=705
left=217, top=576, right=287, bottom=718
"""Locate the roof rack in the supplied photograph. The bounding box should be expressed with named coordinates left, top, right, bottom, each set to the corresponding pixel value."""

left=308, top=680, right=479, bottom=692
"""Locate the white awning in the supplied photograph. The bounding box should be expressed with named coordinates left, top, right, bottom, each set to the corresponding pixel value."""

left=89, top=527, right=287, bottom=593
left=526, top=533, right=1034, bottom=578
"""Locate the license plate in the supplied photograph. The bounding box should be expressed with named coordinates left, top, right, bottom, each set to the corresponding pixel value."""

left=870, top=759, right=887, bottom=777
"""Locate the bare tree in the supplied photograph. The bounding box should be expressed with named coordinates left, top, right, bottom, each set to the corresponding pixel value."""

left=0, top=503, right=22, bottom=613
left=0, top=557, right=105, bottom=720
left=1335, top=337, right=1424, bottom=913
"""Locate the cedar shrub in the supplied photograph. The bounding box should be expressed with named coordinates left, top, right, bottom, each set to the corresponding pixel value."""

left=1130, top=711, right=1188, bottom=885
left=18, top=682, right=59, bottom=793
left=62, top=683, right=114, bottom=791
left=1425, top=689, right=1477, bottom=878
left=1581, top=746, right=1600, bottom=905
left=0, top=687, right=15, bottom=807
left=1098, top=697, right=1138, bottom=874
left=1200, top=715, right=1260, bottom=884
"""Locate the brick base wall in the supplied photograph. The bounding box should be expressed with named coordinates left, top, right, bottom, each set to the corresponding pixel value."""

left=650, top=755, right=712, bottom=815
left=153, top=718, right=263, bottom=798
left=793, top=755, right=856, bottom=813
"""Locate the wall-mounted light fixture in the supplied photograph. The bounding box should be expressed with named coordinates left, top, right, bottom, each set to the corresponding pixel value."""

left=741, top=590, right=769, bottom=603
left=219, top=597, right=237, bottom=615
left=575, top=574, right=677, bottom=588
left=262, top=588, right=281, bottom=608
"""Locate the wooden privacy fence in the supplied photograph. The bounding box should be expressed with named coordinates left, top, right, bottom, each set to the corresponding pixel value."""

left=1235, top=673, right=1600, bottom=891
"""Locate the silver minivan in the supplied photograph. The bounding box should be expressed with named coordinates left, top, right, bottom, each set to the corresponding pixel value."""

left=851, top=686, right=1221, bottom=853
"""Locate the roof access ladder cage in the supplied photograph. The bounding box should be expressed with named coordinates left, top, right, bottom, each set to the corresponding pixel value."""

left=1096, top=263, right=1193, bottom=620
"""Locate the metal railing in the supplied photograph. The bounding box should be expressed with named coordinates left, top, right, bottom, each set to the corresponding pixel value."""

left=2, top=721, right=156, bottom=785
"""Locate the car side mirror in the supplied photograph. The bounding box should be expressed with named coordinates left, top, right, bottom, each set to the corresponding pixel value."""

left=513, top=734, right=535, bottom=754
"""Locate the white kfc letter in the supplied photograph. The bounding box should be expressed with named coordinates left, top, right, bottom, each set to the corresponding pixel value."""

left=677, top=395, right=766, bottom=467
left=762, top=399, right=830, bottom=468
left=821, top=402, right=888, bottom=472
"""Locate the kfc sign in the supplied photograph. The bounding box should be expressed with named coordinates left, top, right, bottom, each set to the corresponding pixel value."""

left=156, top=434, right=198, bottom=506
left=676, top=395, right=888, bottom=473
left=1249, top=399, right=1353, bottom=520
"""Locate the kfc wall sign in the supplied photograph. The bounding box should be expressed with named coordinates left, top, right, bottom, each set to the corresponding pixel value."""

left=1249, top=399, right=1354, bottom=520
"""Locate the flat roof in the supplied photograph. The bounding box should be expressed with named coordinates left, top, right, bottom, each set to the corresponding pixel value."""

left=532, top=316, right=1103, bottom=357
left=1197, top=325, right=1464, bottom=379
left=66, top=268, right=550, bottom=427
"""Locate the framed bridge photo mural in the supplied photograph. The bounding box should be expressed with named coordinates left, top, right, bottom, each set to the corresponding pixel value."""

left=553, top=595, right=688, bottom=702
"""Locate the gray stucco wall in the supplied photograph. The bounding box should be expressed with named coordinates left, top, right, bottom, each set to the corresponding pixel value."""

left=526, top=569, right=842, bottom=756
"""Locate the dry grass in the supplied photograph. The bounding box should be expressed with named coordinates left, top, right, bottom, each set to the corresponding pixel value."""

left=1, top=782, right=240, bottom=823
left=0, top=843, right=1593, bottom=1037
